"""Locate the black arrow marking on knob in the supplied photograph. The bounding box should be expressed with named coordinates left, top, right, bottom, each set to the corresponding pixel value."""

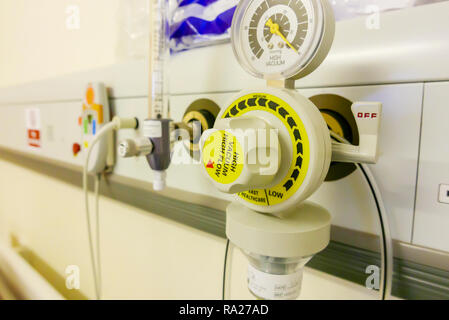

left=296, top=142, right=303, bottom=155
left=291, top=169, right=299, bottom=181
left=287, top=117, right=297, bottom=129
left=278, top=107, right=288, bottom=119
left=230, top=105, right=239, bottom=116
left=238, top=101, right=247, bottom=111
left=293, top=129, right=301, bottom=141
left=258, top=98, right=267, bottom=107
left=268, top=101, right=279, bottom=112
left=283, top=180, right=294, bottom=191
left=296, top=156, right=303, bottom=168
left=248, top=98, right=257, bottom=107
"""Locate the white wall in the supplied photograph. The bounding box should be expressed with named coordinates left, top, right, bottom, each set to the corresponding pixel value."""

left=0, top=0, right=377, bottom=299
left=0, top=0, right=121, bottom=87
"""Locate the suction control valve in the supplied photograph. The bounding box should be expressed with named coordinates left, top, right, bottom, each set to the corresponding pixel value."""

left=118, top=137, right=153, bottom=158
left=201, top=116, right=281, bottom=194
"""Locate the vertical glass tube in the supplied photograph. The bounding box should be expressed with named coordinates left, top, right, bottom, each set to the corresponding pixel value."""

left=149, top=0, right=169, bottom=119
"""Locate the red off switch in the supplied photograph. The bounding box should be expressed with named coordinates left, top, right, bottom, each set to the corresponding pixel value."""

left=72, top=143, right=81, bottom=156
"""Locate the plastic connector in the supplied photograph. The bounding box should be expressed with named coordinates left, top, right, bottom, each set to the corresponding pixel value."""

left=143, top=119, right=173, bottom=191
left=153, top=170, right=167, bottom=191
left=112, top=116, right=139, bottom=130
left=118, top=137, right=153, bottom=158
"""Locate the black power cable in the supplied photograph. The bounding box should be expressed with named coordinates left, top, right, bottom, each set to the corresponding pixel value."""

left=331, top=130, right=392, bottom=300
left=357, top=163, right=389, bottom=300
left=222, top=239, right=230, bottom=300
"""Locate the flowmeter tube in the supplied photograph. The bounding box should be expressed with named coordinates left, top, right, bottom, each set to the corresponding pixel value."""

left=145, top=0, right=173, bottom=190
left=148, top=0, right=169, bottom=119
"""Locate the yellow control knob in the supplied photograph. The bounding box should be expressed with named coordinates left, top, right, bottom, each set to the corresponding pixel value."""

left=201, top=116, right=281, bottom=194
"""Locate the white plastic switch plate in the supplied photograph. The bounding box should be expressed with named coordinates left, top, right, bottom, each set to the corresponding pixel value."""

left=80, top=82, right=112, bottom=173
left=439, top=184, right=449, bottom=204
left=304, top=83, right=423, bottom=243
left=331, top=101, right=382, bottom=164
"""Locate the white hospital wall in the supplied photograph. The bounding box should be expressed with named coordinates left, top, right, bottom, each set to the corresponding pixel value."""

left=0, top=0, right=376, bottom=299
left=0, top=0, right=120, bottom=87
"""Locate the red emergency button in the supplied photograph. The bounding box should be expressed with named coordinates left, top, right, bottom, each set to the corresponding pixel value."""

left=72, top=143, right=81, bottom=156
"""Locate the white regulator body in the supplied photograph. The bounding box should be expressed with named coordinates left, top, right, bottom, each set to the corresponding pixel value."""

left=202, top=86, right=332, bottom=216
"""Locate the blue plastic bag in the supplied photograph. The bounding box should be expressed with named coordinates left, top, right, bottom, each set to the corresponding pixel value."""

left=169, top=0, right=239, bottom=52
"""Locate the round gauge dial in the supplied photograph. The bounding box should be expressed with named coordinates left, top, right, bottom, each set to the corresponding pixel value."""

left=232, top=0, right=334, bottom=80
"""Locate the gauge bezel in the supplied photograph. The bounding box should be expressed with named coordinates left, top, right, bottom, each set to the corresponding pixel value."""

left=231, top=0, right=334, bottom=81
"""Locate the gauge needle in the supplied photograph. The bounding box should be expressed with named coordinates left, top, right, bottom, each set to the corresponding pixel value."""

left=265, top=18, right=298, bottom=53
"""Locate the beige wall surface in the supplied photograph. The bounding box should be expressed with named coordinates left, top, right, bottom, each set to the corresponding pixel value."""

left=0, top=0, right=121, bottom=87
left=0, top=0, right=377, bottom=299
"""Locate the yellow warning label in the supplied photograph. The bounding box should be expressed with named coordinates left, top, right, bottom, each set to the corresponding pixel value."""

left=221, top=93, right=310, bottom=206
left=202, top=130, right=244, bottom=185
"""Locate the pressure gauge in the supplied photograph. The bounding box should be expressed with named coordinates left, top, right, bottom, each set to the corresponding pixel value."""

left=231, top=0, right=335, bottom=80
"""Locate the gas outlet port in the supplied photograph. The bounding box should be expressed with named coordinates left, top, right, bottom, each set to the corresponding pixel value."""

left=182, top=99, right=220, bottom=159
left=309, top=94, right=360, bottom=181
